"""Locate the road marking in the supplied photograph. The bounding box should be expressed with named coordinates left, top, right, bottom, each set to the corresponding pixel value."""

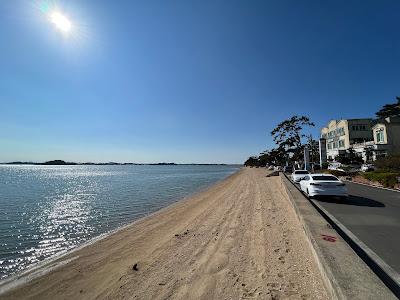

left=282, top=172, right=400, bottom=296
left=321, top=234, right=337, bottom=242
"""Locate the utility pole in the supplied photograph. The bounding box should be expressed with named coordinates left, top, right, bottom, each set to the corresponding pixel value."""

left=304, top=146, right=310, bottom=170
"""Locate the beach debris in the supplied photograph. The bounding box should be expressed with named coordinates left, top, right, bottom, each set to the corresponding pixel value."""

left=132, top=263, right=139, bottom=271
left=233, top=277, right=239, bottom=286
left=174, top=229, right=190, bottom=238
left=158, top=282, right=166, bottom=286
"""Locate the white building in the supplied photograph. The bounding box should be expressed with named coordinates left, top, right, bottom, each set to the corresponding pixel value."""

left=320, top=119, right=374, bottom=161
left=352, top=116, right=400, bottom=161
left=320, top=116, right=400, bottom=163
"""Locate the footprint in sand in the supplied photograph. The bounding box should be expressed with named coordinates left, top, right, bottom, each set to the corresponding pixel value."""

left=278, top=256, right=285, bottom=264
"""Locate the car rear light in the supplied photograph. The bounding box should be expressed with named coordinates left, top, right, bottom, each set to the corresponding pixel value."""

left=310, top=183, right=321, bottom=186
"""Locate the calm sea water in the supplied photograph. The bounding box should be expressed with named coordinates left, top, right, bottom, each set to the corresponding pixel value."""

left=0, top=164, right=239, bottom=280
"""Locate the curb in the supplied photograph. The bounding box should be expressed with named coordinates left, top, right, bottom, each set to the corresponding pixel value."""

left=282, top=172, right=400, bottom=298
left=343, top=180, right=400, bottom=193
left=279, top=174, right=340, bottom=300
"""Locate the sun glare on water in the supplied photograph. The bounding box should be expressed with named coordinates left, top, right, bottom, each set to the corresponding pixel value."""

left=50, top=11, right=72, bottom=33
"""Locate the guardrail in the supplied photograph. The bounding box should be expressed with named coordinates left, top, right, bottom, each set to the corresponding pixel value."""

left=282, top=172, right=400, bottom=298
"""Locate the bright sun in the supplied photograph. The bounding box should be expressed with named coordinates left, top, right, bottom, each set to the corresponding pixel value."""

left=50, top=11, right=72, bottom=33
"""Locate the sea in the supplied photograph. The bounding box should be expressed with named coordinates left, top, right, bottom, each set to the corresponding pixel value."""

left=0, top=164, right=240, bottom=280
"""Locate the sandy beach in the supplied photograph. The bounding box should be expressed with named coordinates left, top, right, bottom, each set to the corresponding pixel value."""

left=1, top=168, right=328, bottom=299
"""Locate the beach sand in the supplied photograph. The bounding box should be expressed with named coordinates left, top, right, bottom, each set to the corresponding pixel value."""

left=1, top=168, right=328, bottom=299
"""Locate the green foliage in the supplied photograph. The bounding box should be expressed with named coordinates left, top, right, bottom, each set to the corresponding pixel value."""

left=244, top=156, right=259, bottom=167
left=244, top=115, right=315, bottom=166
left=376, top=96, right=400, bottom=118
left=270, top=115, right=315, bottom=163
left=363, top=171, right=400, bottom=188
left=306, top=134, right=319, bottom=164
left=336, top=148, right=363, bottom=165
left=374, top=154, right=400, bottom=172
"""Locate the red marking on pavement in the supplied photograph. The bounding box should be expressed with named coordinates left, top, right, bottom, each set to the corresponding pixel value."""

left=321, top=234, right=337, bottom=242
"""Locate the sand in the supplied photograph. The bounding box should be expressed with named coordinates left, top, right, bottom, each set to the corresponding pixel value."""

left=1, top=168, right=329, bottom=300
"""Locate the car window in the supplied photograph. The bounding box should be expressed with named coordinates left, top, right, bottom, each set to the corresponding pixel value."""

left=295, top=171, right=309, bottom=174
left=312, top=175, right=339, bottom=181
left=302, top=176, right=310, bottom=180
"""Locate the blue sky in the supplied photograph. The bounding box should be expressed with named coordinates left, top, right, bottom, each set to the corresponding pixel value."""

left=0, top=0, right=399, bottom=163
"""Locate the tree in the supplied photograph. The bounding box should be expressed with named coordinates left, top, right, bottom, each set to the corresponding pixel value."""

left=270, top=115, right=315, bottom=163
left=306, top=134, right=319, bottom=164
left=364, top=146, right=374, bottom=162
left=268, top=148, right=287, bottom=166
left=376, top=96, right=400, bottom=118
left=258, top=151, right=270, bottom=167
left=336, top=148, right=363, bottom=165
left=375, top=153, right=400, bottom=172
left=244, top=156, right=259, bottom=167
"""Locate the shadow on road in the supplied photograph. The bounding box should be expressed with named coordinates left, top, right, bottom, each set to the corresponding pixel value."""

left=315, top=195, right=385, bottom=208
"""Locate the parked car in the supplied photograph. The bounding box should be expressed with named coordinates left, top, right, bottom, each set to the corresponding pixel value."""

left=360, top=164, right=375, bottom=172
left=299, top=174, right=348, bottom=199
left=283, top=165, right=293, bottom=173
left=274, top=166, right=283, bottom=171
left=267, top=166, right=274, bottom=170
left=291, top=170, right=310, bottom=183
left=328, top=162, right=345, bottom=172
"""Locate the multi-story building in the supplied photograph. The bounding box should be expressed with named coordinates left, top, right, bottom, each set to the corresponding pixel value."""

left=350, top=116, right=400, bottom=161
left=320, top=119, right=374, bottom=161
left=366, top=116, right=400, bottom=160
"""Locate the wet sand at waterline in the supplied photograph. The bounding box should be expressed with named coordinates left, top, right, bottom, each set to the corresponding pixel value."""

left=1, top=168, right=328, bottom=299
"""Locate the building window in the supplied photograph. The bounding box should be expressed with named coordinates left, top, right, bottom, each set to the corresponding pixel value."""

left=327, top=143, right=332, bottom=150
left=339, top=140, right=345, bottom=148
left=376, top=131, right=384, bottom=143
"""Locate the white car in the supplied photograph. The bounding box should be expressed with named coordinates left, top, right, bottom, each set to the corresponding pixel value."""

left=360, top=164, right=375, bottom=172
left=299, top=174, right=348, bottom=199
left=328, top=162, right=345, bottom=172
left=291, top=170, right=310, bottom=183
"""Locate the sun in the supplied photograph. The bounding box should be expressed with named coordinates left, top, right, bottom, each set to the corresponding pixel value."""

left=49, top=11, right=72, bottom=33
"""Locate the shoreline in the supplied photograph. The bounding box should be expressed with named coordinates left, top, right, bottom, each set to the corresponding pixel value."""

left=0, top=169, right=242, bottom=294
left=1, top=168, right=328, bottom=299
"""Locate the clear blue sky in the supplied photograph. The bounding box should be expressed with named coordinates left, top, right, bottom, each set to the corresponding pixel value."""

left=1, top=0, right=399, bottom=163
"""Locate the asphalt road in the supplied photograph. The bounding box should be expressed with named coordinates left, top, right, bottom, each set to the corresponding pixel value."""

left=311, top=181, right=400, bottom=274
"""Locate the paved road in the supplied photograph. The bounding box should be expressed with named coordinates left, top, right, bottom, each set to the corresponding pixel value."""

left=312, top=182, right=400, bottom=273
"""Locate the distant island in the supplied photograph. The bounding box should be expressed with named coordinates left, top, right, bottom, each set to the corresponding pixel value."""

left=2, top=160, right=229, bottom=166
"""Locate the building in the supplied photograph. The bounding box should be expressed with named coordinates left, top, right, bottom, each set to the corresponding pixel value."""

left=370, top=116, right=400, bottom=159
left=320, top=119, right=374, bottom=161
